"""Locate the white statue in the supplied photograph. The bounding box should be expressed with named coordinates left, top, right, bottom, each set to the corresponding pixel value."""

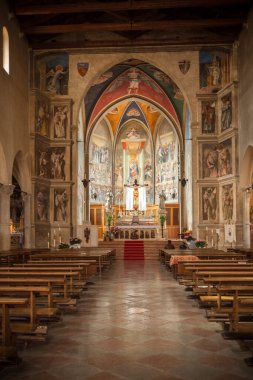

left=159, top=190, right=166, bottom=210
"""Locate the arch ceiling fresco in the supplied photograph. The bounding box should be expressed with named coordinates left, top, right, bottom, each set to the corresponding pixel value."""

left=85, top=59, right=185, bottom=136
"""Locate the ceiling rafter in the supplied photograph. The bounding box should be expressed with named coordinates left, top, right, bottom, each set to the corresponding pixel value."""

left=14, top=0, right=252, bottom=16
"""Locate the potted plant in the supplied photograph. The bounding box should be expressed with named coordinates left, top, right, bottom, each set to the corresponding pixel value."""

left=160, top=215, right=166, bottom=238
left=69, top=237, right=82, bottom=249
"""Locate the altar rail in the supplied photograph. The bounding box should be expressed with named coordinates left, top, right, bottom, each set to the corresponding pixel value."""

left=115, top=225, right=160, bottom=239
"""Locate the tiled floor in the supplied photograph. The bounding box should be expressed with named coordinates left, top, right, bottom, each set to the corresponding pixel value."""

left=1, top=260, right=253, bottom=380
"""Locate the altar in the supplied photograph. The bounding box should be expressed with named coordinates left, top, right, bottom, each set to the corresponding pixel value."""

left=116, top=225, right=160, bottom=239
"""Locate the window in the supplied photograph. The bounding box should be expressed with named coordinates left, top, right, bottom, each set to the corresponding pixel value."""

left=3, top=26, right=9, bottom=74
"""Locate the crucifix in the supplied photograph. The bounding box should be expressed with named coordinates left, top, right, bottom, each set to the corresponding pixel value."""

left=124, top=179, right=148, bottom=211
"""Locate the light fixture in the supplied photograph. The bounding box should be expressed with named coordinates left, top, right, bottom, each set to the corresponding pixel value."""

left=179, top=177, right=188, bottom=187
left=81, top=174, right=90, bottom=189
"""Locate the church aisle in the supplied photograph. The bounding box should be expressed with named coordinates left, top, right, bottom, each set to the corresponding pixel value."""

left=1, top=260, right=253, bottom=380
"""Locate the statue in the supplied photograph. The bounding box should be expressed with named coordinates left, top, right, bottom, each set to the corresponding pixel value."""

left=105, top=190, right=113, bottom=213
left=159, top=190, right=166, bottom=210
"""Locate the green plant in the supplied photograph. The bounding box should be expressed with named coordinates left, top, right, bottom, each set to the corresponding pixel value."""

left=159, top=215, right=166, bottom=226
left=58, top=243, right=70, bottom=249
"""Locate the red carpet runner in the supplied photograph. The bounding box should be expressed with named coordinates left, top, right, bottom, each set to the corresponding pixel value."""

left=124, top=240, right=144, bottom=260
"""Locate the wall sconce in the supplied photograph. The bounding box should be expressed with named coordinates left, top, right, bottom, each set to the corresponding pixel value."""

left=81, top=174, right=90, bottom=189
left=179, top=177, right=188, bottom=187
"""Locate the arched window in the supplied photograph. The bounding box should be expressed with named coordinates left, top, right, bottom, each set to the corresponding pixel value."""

left=2, top=26, right=9, bottom=74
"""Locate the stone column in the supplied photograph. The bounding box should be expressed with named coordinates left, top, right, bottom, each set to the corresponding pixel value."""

left=21, top=192, right=32, bottom=248
left=0, top=184, right=15, bottom=250
left=243, top=190, right=251, bottom=248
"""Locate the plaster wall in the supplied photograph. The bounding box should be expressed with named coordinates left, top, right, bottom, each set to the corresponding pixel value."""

left=238, top=6, right=253, bottom=185
left=0, top=0, right=30, bottom=189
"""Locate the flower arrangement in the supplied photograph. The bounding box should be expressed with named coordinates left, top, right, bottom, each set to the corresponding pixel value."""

left=69, top=237, right=82, bottom=245
left=195, top=240, right=207, bottom=248
left=58, top=242, right=70, bottom=249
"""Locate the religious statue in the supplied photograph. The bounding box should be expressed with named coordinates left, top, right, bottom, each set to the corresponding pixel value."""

left=159, top=190, right=166, bottom=210
left=105, top=190, right=113, bottom=212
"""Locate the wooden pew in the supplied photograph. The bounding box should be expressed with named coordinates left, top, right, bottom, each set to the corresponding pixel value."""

left=0, top=297, right=28, bottom=363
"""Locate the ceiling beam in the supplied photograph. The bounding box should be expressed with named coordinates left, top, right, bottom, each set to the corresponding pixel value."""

left=22, top=18, right=243, bottom=34
left=29, top=37, right=234, bottom=51
left=14, top=0, right=251, bottom=16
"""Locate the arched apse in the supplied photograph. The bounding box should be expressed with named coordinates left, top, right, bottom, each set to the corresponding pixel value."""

left=77, top=58, right=191, bottom=228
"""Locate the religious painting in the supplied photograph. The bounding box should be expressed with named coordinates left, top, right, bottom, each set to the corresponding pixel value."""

left=115, top=122, right=153, bottom=205
left=36, top=144, right=66, bottom=180
left=35, top=184, right=49, bottom=222
left=54, top=188, right=69, bottom=222
left=221, top=93, right=232, bottom=132
left=155, top=121, right=178, bottom=204
left=202, top=139, right=232, bottom=178
left=52, top=105, right=68, bottom=139
left=89, top=120, right=112, bottom=204
left=35, top=97, right=50, bottom=136
left=45, top=54, right=69, bottom=95
left=222, top=184, right=233, bottom=222
left=50, top=147, right=66, bottom=180
left=218, top=138, right=232, bottom=177
left=201, top=100, right=216, bottom=134
left=201, top=186, right=218, bottom=222
left=199, top=50, right=230, bottom=94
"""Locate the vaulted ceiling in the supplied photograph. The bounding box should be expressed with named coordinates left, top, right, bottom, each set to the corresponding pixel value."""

left=8, top=0, right=252, bottom=51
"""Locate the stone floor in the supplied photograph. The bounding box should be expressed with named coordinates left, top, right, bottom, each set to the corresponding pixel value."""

left=1, top=260, right=253, bottom=380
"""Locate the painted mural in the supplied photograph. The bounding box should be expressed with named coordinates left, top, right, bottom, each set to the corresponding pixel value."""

left=222, top=184, right=233, bottom=221
left=199, top=50, right=230, bottom=93
left=201, top=100, right=216, bottom=134
left=202, top=187, right=218, bottom=222
left=35, top=53, right=69, bottom=95
left=155, top=121, right=178, bottom=204
left=89, top=121, right=112, bottom=204
left=221, top=93, right=232, bottom=132
left=37, top=144, right=66, bottom=180
left=115, top=122, right=153, bottom=205
left=54, top=188, right=68, bottom=222
left=85, top=59, right=184, bottom=130
left=202, top=138, right=232, bottom=178
left=35, top=97, right=50, bottom=137
left=35, top=185, right=49, bottom=222
left=52, top=105, right=68, bottom=138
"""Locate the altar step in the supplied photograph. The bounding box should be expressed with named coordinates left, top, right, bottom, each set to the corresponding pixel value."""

left=124, top=241, right=144, bottom=260
left=98, top=239, right=181, bottom=259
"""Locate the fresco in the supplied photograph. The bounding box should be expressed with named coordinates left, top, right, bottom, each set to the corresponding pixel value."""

left=221, top=93, right=232, bottom=132
left=199, top=50, right=230, bottom=93
left=89, top=121, right=112, bottom=204
left=37, top=144, right=66, bottom=180
left=35, top=97, right=50, bottom=136
left=201, top=100, right=216, bottom=134
left=35, top=53, right=69, bottom=94
left=115, top=122, right=153, bottom=204
left=202, top=138, right=232, bottom=178
left=85, top=60, right=184, bottom=129
left=52, top=105, right=68, bottom=138
left=35, top=184, right=49, bottom=222
left=54, top=188, right=68, bottom=222
left=202, top=187, right=218, bottom=222
left=222, top=184, right=233, bottom=221
left=155, top=121, right=178, bottom=204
